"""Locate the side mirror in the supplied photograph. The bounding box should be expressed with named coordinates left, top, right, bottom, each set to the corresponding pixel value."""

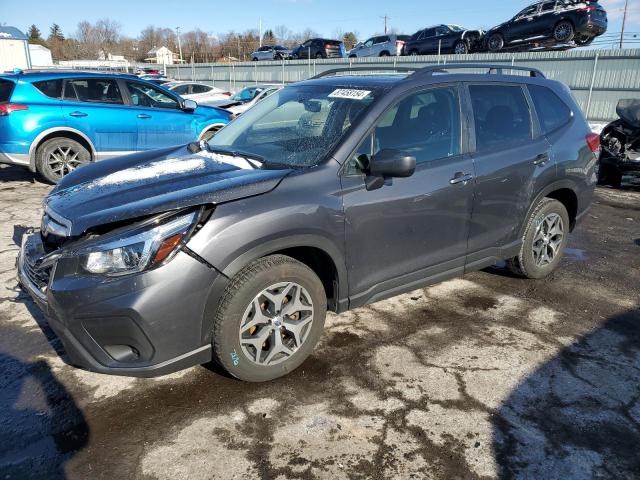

left=182, top=99, right=197, bottom=111
left=366, top=149, right=416, bottom=191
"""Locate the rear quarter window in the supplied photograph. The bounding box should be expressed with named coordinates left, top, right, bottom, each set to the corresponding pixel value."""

left=469, top=84, right=533, bottom=152
left=528, top=84, right=573, bottom=134
left=33, top=79, right=63, bottom=99
left=0, top=80, right=15, bottom=102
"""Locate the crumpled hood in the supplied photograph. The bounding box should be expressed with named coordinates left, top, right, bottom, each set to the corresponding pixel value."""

left=46, top=145, right=291, bottom=236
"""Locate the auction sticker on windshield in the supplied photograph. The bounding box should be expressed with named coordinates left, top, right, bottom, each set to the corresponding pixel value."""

left=328, top=89, right=371, bottom=100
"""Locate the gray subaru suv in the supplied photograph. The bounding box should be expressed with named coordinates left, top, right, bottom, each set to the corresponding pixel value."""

left=18, top=64, right=599, bottom=382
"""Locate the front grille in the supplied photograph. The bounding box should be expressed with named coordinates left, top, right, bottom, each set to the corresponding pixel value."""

left=23, top=257, right=51, bottom=291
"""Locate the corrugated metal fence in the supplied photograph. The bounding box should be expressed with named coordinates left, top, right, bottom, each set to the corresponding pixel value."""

left=166, top=48, right=640, bottom=122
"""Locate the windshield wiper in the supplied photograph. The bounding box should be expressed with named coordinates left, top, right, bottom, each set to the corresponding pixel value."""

left=203, top=145, right=265, bottom=169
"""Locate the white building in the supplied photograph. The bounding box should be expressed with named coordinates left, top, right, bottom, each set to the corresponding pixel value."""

left=0, top=27, right=31, bottom=72
left=146, top=46, right=177, bottom=65
left=28, top=44, right=53, bottom=67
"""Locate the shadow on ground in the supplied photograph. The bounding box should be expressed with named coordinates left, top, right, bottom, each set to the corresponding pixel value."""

left=493, top=308, right=640, bottom=479
left=0, top=352, right=89, bottom=480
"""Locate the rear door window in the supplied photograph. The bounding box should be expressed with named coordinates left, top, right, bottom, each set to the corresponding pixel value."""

left=468, top=84, right=533, bottom=152
left=528, top=84, right=572, bottom=134
left=0, top=80, right=15, bottom=102
left=64, top=78, right=124, bottom=104
left=33, top=79, right=63, bottom=98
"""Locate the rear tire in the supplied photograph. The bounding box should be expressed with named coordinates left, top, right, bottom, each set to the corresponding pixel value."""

left=315, top=52, right=325, bottom=59
left=379, top=51, right=390, bottom=57
left=212, top=255, right=327, bottom=382
left=507, top=198, right=570, bottom=279
left=553, top=21, right=575, bottom=43
left=36, top=137, right=91, bottom=184
left=409, top=50, right=419, bottom=56
left=453, top=41, right=468, bottom=55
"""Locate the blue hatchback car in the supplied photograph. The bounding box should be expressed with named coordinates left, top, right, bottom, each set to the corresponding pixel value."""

left=0, top=71, right=232, bottom=183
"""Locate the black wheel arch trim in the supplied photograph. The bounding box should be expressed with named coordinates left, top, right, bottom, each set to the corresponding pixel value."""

left=518, top=179, right=581, bottom=238
left=220, top=234, right=349, bottom=308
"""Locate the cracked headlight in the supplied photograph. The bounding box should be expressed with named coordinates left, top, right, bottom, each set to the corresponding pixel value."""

left=79, top=211, right=199, bottom=276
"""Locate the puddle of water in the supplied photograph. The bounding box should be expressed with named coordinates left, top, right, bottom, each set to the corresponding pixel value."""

left=565, top=248, right=588, bottom=261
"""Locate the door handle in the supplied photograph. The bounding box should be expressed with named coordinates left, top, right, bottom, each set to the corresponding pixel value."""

left=450, top=172, right=474, bottom=185
left=533, top=153, right=550, bottom=166
left=69, top=111, right=87, bottom=117
left=137, top=114, right=152, bottom=119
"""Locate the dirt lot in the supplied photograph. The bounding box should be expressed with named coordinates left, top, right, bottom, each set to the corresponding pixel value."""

left=1, top=164, right=639, bottom=480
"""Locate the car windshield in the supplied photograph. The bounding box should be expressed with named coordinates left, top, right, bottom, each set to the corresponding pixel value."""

left=208, top=84, right=380, bottom=167
left=231, top=87, right=263, bottom=102
left=447, top=25, right=464, bottom=32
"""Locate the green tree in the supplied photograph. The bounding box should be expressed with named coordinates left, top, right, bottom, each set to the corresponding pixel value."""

left=342, top=32, right=358, bottom=50
left=48, top=24, right=67, bottom=60
left=263, top=29, right=275, bottom=45
left=27, top=24, right=42, bottom=41
left=48, top=23, right=65, bottom=42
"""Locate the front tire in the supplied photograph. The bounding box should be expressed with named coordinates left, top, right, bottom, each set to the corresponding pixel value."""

left=35, top=137, right=91, bottom=184
left=507, top=198, right=570, bottom=279
left=212, top=255, right=327, bottom=382
left=597, top=163, right=623, bottom=188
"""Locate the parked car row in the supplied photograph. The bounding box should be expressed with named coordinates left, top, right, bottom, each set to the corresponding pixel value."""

left=250, top=0, right=607, bottom=60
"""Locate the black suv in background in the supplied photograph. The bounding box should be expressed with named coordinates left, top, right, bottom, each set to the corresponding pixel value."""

left=404, top=24, right=483, bottom=55
left=291, top=38, right=346, bottom=59
left=486, top=0, right=607, bottom=51
left=19, top=64, right=599, bottom=383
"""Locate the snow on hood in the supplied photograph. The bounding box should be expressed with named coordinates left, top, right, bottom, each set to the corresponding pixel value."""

left=90, top=157, right=207, bottom=188
left=86, top=152, right=254, bottom=189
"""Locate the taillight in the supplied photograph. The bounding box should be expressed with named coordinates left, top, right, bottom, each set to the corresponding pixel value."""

left=578, top=5, right=596, bottom=12
left=0, top=103, right=28, bottom=116
left=223, top=92, right=232, bottom=96
left=325, top=44, right=332, bottom=50
left=396, top=40, right=406, bottom=49
left=586, top=133, right=601, bottom=154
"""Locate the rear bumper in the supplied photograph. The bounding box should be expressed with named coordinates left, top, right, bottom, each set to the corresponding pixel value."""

left=576, top=18, right=607, bottom=37
left=17, top=233, right=223, bottom=378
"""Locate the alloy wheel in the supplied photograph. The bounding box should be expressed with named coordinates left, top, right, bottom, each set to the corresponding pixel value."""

left=47, top=145, right=86, bottom=178
left=239, top=282, right=314, bottom=366
left=555, top=23, right=573, bottom=41
left=454, top=42, right=467, bottom=55
left=532, top=213, right=564, bottom=267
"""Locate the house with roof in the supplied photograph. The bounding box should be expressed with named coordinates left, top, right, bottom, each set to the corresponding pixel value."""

left=145, top=46, right=178, bottom=65
left=0, top=27, right=31, bottom=72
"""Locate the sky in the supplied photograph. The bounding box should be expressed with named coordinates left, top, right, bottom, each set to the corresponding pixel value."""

left=2, top=0, right=639, bottom=48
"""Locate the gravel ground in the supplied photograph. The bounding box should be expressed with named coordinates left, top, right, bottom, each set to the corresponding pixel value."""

left=1, top=164, right=639, bottom=480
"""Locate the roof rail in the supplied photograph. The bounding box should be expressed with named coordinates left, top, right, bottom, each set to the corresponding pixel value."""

left=310, top=67, right=416, bottom=80
left=410, top=63, right=546, bottom=79
left=310, top=63, right=545, bottom=81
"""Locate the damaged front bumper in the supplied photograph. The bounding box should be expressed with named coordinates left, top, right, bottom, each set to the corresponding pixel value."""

left=17, top=232, right=224, bottom=377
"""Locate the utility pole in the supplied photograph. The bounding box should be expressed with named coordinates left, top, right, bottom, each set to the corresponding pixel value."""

left=259, top=18, right=263, bottom=47
left=620, top=0, right=629, bottom=49
left=381, top=14, right=389, bottom=35
left=176, top=26, right=183, bottom=63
